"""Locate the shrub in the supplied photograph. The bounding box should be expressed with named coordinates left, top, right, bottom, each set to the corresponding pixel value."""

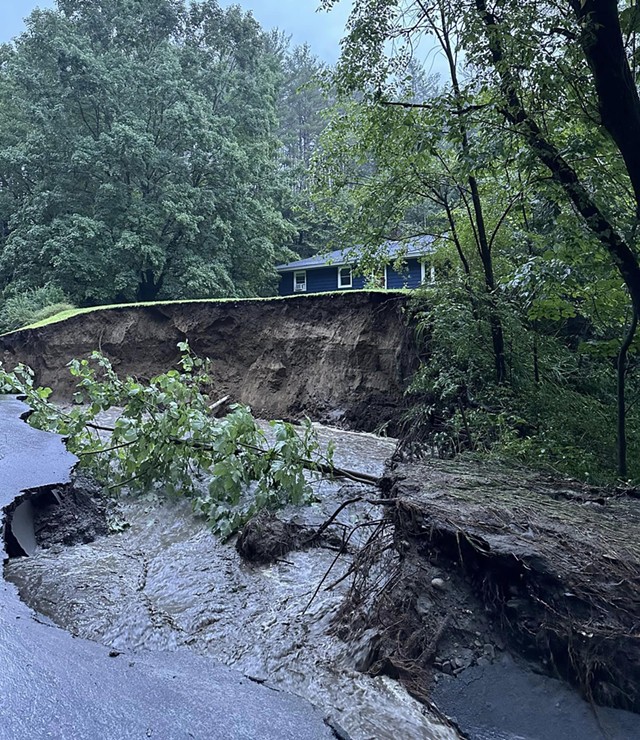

left=404, top=277, right=640, bottom=484
left=0, top=285, right=75, bottom=332
left=28, top=302, right=77, bottom=325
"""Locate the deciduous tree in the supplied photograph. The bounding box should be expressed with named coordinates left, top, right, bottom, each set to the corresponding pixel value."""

left=0, top=0, right=293, bottom=305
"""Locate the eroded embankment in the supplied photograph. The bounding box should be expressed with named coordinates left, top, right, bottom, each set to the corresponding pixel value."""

left=349, top=459, right=640, bottom=725
left=0, top=292, right=415, bottom=433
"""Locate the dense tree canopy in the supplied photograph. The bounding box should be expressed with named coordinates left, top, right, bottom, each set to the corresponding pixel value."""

left=0, top=0, right=296, bottom=305
left=317, top=0, right=640, bottom=480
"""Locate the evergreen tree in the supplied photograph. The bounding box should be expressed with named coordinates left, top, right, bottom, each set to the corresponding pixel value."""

left=277, top=43, right=337, bottom=259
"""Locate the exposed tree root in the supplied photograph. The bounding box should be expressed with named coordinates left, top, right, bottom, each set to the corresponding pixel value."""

left=330, top=458, right=640, bottom=714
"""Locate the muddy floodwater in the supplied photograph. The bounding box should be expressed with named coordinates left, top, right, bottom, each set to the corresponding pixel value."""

left=6, top=423, right=458, bottom=740
left=6, top=416, right=640, bottom=740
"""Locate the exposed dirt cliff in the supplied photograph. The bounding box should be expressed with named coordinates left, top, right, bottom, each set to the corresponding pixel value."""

left=0, top=292, right=416, bottom=433
left=341, top=459, right=640, bottom=717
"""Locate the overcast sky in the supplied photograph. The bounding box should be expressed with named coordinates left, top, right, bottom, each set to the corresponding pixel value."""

left=0, top=1, right=353, bottom=63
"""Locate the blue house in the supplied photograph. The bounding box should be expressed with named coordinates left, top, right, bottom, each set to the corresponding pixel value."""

left=276, top=236, right=435, bottom=296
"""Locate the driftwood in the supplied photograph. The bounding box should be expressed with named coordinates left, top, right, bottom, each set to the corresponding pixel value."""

left=208, top=395, right=231, bottom=416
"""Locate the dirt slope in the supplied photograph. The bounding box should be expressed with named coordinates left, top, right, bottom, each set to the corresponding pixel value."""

left=357, top=459, right=640, bottom=714
left=0, top=292, right=416, bottom=432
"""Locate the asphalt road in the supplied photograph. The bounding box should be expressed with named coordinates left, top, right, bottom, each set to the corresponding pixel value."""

left=433, top=635, right=640, bottom=739
left=0, top=395, right=335, bottom=740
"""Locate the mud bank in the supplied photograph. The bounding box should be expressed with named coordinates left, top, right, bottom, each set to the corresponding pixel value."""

left=0, top=292, right=415, bottom=433
left=0, top=397, right=338, bottom=740
left=349, top=459, right=640, bottom=737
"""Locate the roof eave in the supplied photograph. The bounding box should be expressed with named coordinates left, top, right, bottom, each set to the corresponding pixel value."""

left=276, top=250, right=433, bottom=273
left=276, top=261, right=350, bottom=273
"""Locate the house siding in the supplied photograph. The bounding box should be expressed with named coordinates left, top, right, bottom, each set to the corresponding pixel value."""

left=307, top=266, right=339, bottom=293
left=279, top=272, right=295, bottom=296
left=279, top=266, right=367, bottom=296
left=386, top=258, right=423, bottom=289
left=278, top=259, right=425, bottom=296
left=351, top=274, right=368, bottom=290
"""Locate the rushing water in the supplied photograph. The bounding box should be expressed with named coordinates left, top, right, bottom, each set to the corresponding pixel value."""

left=6, top=420, right=459, bottom=740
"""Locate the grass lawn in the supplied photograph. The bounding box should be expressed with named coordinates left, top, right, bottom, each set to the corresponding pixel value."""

left=6, top=289, right=409, bottom=334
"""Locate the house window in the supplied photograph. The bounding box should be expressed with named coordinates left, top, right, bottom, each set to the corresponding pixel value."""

left=338, top=266, right=353, bottom=289
left=420, top=261, right=436, bottom=284
left=293, top=270, right=307, bottom=292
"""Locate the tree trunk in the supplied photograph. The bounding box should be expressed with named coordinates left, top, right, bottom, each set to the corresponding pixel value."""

left=617, top=308, right=638, bottom=478
left=475, top=0, right=640, bottom=316
left=474, top=0, right=640, bottom=475
left=569, top=0, right=640, bottom=215
left=137, top=269, right=162, bottom=302
left=469, top=174, right=507, bottom=383
left=436, top=6, right=508, bottom=383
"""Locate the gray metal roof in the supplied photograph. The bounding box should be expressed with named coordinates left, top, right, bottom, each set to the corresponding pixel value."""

left=276, top=236, right=435, bottom=272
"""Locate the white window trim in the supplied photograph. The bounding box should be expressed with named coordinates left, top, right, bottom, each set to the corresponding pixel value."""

left=420, top=261, right=436, bottom=284
left=338, top=266, right=353, bottom=289
left=293, top=270, right=307, bottom=292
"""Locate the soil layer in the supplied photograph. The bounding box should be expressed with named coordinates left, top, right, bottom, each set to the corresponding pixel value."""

left=0, top=292, right=415, bottom=433
left=355, top=459, right=640, bottom=717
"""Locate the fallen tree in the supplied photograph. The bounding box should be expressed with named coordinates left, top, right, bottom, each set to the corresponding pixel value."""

left=0, top=343, right=339, bottom=538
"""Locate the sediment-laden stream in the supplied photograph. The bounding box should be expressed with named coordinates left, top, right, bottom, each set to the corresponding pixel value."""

left=0, top=396, right=338, bottom=740
left=5, top=422, right=458, bottom=740
left=5, top=415, right=640, bottom=739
